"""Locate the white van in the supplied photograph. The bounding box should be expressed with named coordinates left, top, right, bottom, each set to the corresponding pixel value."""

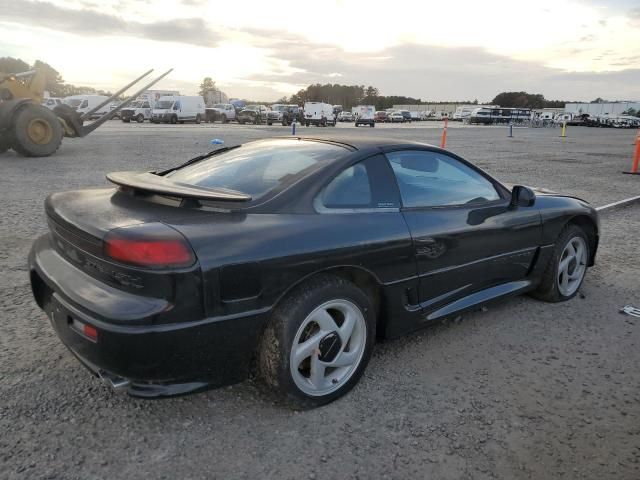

left=151, top=96, right=206, bottom=124
left=63, top=95, right=110, bottom=119
left=303, top=102, right=336, bottom=126
left=354, top=105, right=375, bottom=127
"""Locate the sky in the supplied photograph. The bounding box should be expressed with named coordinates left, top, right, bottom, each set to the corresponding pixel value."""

left=1, top=0, right=639, bottom=102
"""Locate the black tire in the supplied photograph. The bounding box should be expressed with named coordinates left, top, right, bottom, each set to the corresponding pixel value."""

left=195, top=114, right=201, bottom=124
left=369, top=123, right=374, bottom=128
left=267, top=122, right=272, bottom=126
left=239, top=120, right=245, bottom=125
left=11, top=104, right=62, bottom=157
left=221, top=114, right=228, bottom=124
left=0, top=134, right=10, bottom=154
left=179, top=120, right=185, bottom=124
left=170, top=115, right=177, bottom=124
left=136, top=114, right=144, bottom=123
left=531, top=224, right=590, bottom=302
left=258, top=274, right=376, bottom=408
left=305, top=122, right=310, bottom=127
left=122, top=118, right=130, bottom=123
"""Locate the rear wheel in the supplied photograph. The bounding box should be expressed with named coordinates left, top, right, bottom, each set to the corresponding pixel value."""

left=170, top=115, right=177, bottom=124
left=258, top=274, right=375, bottom=408
left=195, top=114, right=201, bottom=124
left=221, top=114, right=228, bottom=124
left=532, top=224, right=590, bottom=302
left=11, top=104, right=62, bottom=157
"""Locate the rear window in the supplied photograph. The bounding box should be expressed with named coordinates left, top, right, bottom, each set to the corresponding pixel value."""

left=165, top=139, right=346, bottom=201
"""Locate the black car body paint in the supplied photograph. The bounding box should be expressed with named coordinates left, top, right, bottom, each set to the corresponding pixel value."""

left=29, top=137, right=600, bottom=397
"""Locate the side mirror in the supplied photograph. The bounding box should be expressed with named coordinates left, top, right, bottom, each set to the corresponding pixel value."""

left=510, top=185, right=536, bottom=208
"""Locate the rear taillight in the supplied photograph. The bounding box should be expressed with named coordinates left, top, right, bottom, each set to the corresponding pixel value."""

left=103, top=223, right=195, bottom=269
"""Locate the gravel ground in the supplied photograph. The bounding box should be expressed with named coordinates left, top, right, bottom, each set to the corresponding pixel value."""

left=1, top=122, right=639, bottom=479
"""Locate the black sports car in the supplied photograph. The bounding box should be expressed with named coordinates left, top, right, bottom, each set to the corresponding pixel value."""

left=29, top=137, right=599, bottom=407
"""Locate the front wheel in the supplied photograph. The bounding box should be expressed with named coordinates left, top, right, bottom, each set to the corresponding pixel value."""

left=170, top=116, right=177, bottom=124
left=11, top=104, right=62, bottom=157
left=195, top=114, right=201, bottom=124
left=258, top=274, right=375, bottom=408
left=136, top=114, right=144, bottom=123
left=532, top=224, right=590, bottom=302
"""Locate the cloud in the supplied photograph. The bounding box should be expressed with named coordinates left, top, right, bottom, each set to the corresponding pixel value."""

left=0, top=0, right=220, bottom=47
left=245, top=39, right=640, bottom=101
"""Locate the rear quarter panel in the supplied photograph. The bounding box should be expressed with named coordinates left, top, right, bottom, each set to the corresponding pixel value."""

left=170, top=212, right=415, bottom=319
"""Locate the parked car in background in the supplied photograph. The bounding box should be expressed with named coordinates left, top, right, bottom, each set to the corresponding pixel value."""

left=267, top=105, right=300, bottom=125
left=29, top=136, right=599, bottom=407
left=108, top=102, right=121, bottom=120
left=399, top=110, right=412, bottom=123
left=237, top=105, right=269, bottom=124
left=206, top=103, right=237, bottom=123
left=121, top=99, right=154, bottom=123
left=63, top=95, right=110, bottom=119
left=303, top=102, right=336, bottom=126
left=354, top=105, right=375, bottom=127
left=374, top=111, right=388, bottom=122
left=389, top=112, right=404, bottom=123
left=151, top=96, right=205, bottom=124
left=338, top=111, right=355, bottom=122
left=42, top=98, right=63, bottom=110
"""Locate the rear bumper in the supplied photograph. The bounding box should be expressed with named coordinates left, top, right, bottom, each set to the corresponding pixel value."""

left=29, top=234, right=268, bottom=397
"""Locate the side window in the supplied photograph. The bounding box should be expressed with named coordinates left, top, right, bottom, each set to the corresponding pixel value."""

left=80, top=100, right=88, bottom=108
left=141, top=102, right=150, bottom=108
left=386, top=150, right=500, bottom=208
left=318, top=155, right=400, bottom=211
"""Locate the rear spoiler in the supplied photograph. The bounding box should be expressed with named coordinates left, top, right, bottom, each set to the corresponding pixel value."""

left=106, top=171, right=252, bottom=202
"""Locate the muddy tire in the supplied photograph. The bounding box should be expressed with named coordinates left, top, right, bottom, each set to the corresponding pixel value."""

left=136, top=114, right=144, bottom=123
left=258, top=274, right=376, bottom=408
left=11, top=104, right=62, bottom=157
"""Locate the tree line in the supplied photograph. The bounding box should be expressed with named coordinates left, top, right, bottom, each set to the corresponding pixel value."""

left=277, top=83, right=478, bottom=110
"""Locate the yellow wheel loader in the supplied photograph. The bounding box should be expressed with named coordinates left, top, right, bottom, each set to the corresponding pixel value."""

left=0, top=68, right=172, bottom=157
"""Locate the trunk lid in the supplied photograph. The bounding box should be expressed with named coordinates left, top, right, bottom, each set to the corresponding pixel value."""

left=45, top=187, right=206, bottom=323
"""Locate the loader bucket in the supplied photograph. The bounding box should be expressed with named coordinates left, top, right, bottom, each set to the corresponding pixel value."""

left=58, top=68, right=173, bottom=138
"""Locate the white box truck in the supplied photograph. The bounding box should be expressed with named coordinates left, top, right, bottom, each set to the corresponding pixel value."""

left=151, top=96, right=206, bottom=124
left=354, top=105, right=375, bottom=127
left=303, top=102, right=336, bottom=127
left=63, top=95, right=110, bottom=119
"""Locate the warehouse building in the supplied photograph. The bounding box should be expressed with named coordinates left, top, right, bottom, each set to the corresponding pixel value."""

left=565, top=101, right=640, bottom=116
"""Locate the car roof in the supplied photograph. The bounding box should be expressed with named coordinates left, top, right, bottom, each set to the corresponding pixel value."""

left=275, top=136, right=436, bottom=151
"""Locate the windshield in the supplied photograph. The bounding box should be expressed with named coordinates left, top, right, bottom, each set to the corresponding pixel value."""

left=155, top=100, right=174, bottom=109
left=271, top=105, right=286, bottom=111
left=165, top=139, right=346, bottom=201
left=245, top=105, right=260, bottom=111
left=129, top=101, right=142, bottom=108
left=64, top=99, right=82, bottom=108
left=213, top=104, right=225, bottom=108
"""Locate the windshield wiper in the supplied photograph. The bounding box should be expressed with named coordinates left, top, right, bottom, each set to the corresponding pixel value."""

left=156, top=145, right=240, bottom=176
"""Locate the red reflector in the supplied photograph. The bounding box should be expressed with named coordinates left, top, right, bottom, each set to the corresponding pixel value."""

left=83, top=324, right=98, bottom=341
left=105, top=238, right=193, bottom=268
